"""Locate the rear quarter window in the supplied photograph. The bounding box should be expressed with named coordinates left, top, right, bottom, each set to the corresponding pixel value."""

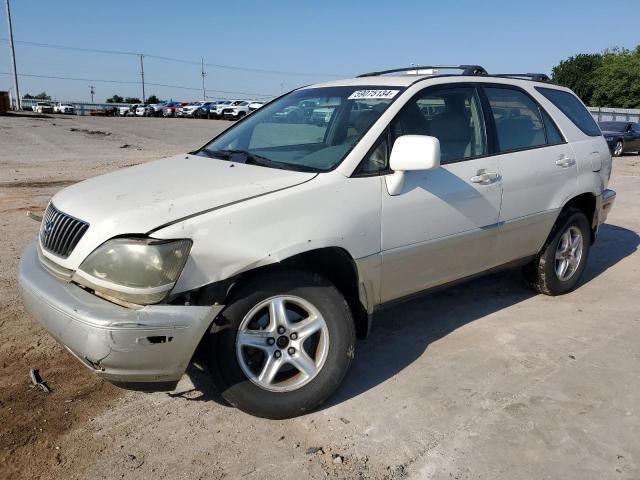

left=536, top=87, right=601, bottom=137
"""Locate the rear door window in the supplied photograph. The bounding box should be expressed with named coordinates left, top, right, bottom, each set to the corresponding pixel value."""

left=536, top=87, right=601, bottom=136
left=485, top=87, right=546, bottom=152
left=540, top=109, right=565, bottom=145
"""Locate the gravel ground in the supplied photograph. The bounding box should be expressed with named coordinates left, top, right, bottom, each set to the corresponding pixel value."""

left=1, top=113, right=639, bottom=480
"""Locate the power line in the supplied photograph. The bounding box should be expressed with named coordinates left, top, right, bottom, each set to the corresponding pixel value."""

left=146, top=53, right=343, bottom=77
left=0, top=71, right=278, bottom=97
left=0, top=39, right=139, bottom=56
left=0, top=38, right=347, bottom=78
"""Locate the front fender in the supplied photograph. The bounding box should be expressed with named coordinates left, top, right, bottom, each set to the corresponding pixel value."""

left=153, top=173, right=383, bottom=295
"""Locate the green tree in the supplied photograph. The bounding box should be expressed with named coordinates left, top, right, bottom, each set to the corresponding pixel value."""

left=591, top=47, right=640, bottom=108
left=145, top=94, right=164, bottom=104
left=23, top=91, right=51, bottom=100
left=106, top=94, right=124, bottom=103
left=551, top=53, right=602, bottom=105
left=124, top=97, right=141, bottom=104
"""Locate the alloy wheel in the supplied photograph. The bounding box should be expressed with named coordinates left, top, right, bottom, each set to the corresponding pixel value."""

left=555, top=226, right=583, bottom=281
left=235, top=295, right=330, bottom=392
left=614, top=141, right=623, bottom=157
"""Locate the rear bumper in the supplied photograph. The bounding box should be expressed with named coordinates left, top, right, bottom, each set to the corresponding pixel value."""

left=19, top=242, right=222, bottom=389
left=598, top=189, right=616, bottom=226
left=594, top=189, right=616, bottom=239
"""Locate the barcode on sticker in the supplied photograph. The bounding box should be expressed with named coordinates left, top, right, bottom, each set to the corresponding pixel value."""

left=348, top=90, right=399, bottom=100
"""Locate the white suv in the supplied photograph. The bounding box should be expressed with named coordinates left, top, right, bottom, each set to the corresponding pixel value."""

left=53, top=102, right=75, bottom=114
left=222, top=100, right=250, bottom=120
left=19, top=65, right=615, bottom=419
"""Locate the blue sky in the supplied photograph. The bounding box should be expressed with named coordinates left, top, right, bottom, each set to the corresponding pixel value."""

left=1, top=0, right=638, bottom=102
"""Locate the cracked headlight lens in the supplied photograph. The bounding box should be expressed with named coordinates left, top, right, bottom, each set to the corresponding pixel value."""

left=73, top=237, right=192, bottom=305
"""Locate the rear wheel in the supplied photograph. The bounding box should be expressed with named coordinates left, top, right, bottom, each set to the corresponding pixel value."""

left=209, top=270, right=355, bottom=419
left=523, top=208, right=591, bottom=295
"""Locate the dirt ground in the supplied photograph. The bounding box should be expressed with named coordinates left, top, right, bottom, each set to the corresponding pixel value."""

left=1, top=113, right=639, bottom=480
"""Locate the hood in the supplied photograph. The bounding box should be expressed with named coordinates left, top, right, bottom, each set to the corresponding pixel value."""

left=52, top=153, right=316, bottom=242
left=600, top=130, right=621, bottom=136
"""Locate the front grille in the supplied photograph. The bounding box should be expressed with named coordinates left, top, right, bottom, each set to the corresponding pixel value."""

left=39, top=203, right=89, bottom=258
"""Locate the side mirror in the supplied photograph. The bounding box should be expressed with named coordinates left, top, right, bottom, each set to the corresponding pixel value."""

left=386, top=135, right=440, bottom=195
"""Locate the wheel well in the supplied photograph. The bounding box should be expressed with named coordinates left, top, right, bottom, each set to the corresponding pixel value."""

left=563, top=193, right=596, bottom=242
left=279, top=248, right=369, bottom=339
left=199, top=248, right=368, bottom=339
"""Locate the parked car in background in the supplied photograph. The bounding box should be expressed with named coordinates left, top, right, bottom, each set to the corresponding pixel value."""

left=91, top=106, right=118, bottom=117
left=248, top=101, right=265, bottom=113
left=33, top=102, right=54, bottom=114
left=176, top=102, right=194, bottom=117
left=210, top=100, right=233, bottom=119
left=148, top=103, right=168, bottom=117
left=598, top=121, right=640, bottom=156
left=176, top=102, right=208, bottom=118
left=162, top=101, right=184, bottom=117
left=118, top=105, right=132, bottom=116
left=222, top=100, right=250, bottom=120
left=53, top=102, right=75, bottom=114
left=194, top=102, right=215, bottom=119
left=135, top=104, right=149, bottom=116
left=143, top=104, right=157, bottom=117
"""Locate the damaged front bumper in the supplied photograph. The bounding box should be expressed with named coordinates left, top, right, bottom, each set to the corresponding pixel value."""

left=19, top=242, right=222, bottom=391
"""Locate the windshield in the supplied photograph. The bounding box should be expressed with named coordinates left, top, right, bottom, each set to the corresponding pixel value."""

left=598, top=122, right=628, bottom=132
left=198, top=86, right=402, bottom=172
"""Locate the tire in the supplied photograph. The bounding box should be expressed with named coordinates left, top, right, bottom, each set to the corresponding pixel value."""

left=523, top=208, right=591, bottom=296
left=613, top=140, right=624, bottom=157
left=209, top=269, right=355, bottom=419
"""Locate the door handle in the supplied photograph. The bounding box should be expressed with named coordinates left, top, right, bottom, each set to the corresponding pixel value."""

left=470, top=171, right=501, bottom=184
left=555, top=156, right=576, bottom=168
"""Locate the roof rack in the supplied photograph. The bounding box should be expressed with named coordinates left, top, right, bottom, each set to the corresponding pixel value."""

left=357, top=65, right=488, bottom=78
left=494, top=73, right=552, bottom=83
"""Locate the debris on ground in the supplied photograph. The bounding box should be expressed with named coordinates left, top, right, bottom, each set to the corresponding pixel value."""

left=306, top=446, right=324, bottom=455
left=29, top=369, right=51, bottom=393
left=69, top=127, right=111, bottom=136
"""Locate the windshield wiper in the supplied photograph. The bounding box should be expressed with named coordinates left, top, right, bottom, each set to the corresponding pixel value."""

left=197, top=149, right=321, bottom=173
left=207, top=149, right=274, bottom=166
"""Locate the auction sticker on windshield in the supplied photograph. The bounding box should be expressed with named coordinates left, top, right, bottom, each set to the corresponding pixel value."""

left=348, top=90, right=399, bottom=100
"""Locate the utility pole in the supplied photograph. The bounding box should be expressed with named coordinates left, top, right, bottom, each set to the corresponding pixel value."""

left=89, top=85, right=95, bottom=103
left=5, top=0, right=21, bottom=110
left=201, top=58, right=207, bottom=101
left=139, top=54, right=146, bottom=103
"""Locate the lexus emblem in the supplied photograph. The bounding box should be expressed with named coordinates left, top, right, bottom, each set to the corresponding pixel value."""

left=42, top=219, right=54, bottom=238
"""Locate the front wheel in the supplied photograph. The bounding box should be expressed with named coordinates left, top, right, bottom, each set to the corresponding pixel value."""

left=209, top=270, right=355, bottom=419
left=613, top=140, right=624, bottom=157
left=523, top=208, right=591, bottom=296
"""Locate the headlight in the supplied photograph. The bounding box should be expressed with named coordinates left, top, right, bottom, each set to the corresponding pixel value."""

left=73, top=237, right=192, bottom=305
